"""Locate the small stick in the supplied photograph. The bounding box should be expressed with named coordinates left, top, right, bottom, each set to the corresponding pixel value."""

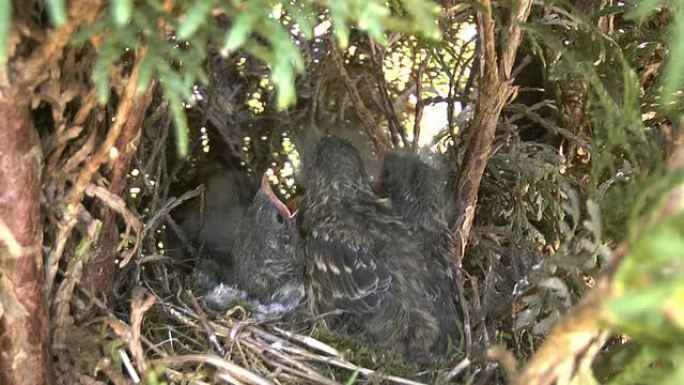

left=186, top=290, right=226, bottom=356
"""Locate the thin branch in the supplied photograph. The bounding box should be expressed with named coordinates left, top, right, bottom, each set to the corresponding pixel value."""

left=12, top=0, right=103, bottom=93
left=370, top=40, right=408, bottom=147
left=329, top=38, right=392, bottom=150
left=46, top=46, right=149, bottom=292
left=412, top=51, right=431, bottom=149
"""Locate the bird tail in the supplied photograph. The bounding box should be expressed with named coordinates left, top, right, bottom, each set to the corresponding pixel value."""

left=405, top=308, right=440, bottom=364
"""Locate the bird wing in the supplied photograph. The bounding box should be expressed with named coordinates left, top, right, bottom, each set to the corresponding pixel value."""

left=306, top=236, right=392, bottom=314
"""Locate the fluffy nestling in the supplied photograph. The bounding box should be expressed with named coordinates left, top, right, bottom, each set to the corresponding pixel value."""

left=187, top=173, right=303, bottom=319
left=229, top=174, right=304, bottom=306
left=376, top=149, right=461, bottom=350
left=299, top=136, right=444, bottom=361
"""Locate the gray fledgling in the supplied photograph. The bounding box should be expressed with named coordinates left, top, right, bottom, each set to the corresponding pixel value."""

left=183, top=173, right=304, bottom=318
left=230, top=174, right=304, bottom=306
left=299, top=136, right=443, bottom=362
left=376, top=149, right=461, bottom=350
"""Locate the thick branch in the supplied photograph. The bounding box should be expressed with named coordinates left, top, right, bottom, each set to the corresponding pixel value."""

left=0, top=3, right=104, bottom=384
left=0, top=96, right=51, bottom=385
left=452, top=0, right=532, bottom=268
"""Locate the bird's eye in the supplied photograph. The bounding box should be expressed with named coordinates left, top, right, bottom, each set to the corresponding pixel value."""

left=275, top=212, right=284, bottom=225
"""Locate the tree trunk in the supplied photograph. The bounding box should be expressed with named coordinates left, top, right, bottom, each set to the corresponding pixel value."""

left=0, top=95, right=52, bottom=385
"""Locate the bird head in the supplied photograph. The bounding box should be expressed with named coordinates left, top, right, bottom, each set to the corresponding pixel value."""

left=305, top=136, right=369, bottom=191
left=376, top=150, right=449, bottom=226
left=246, top=174, right=297, bottom=251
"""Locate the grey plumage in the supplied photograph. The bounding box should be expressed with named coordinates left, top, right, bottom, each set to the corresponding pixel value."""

left=299, top=136, right=444, bottom=362
left=230, top=174, right=303, bottom=305
left=377, top=149, right=461, bottom=351
left=168, top=169, right=303, bottom=315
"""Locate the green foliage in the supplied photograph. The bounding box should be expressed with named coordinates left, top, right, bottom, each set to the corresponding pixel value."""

left=605, top=201, right=684, bottom=384
left=106, top=338, right=126, bottom=365
left=599, top=345, right=680, bottom=385
left=0, top=0, right=10, bottom=65
left=521, top=2, right=684, bottom=383
left=345, top=369, right=360, bottom=385
left=176, top=1, right=215, bottom=39
left=625, top=1, right=684, bottom=108
left=47, top=0, right=67, bottom=26
left=146, top=365, right=169, bottom=385
left=66, top=0, right=439, bottom=157
left=659, top=5, right=684, bottom=107
left=625, top=0, right=667, bottom=22
left=74, top=220, right=102, bottom=260
left=111, top=0, right=133, bottom=26
left=610, top=190, right=684, bottom=342
left=524, top=4, right=663, bottom=241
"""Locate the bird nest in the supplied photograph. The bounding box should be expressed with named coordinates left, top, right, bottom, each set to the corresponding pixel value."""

left=49, top=96, right=575, bottom=384
left=54, top=256, right=468, bottom=385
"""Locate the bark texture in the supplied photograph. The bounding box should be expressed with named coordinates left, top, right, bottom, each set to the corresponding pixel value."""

left=452, top=0, right=532, bottom=268
left=0, top=94, right=51, bottom=385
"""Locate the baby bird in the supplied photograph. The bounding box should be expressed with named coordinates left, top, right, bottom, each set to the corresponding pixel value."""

left=376, top=149, right=461, bottom=352
left=299, top=136, right=444, bottom=362
left=230, top=174, right=303, bottom=306
left=190, top=173, right=304, bottom=319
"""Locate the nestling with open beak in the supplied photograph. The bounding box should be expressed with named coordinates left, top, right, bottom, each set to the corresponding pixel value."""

left=197, top=173, right=304, bottom=319
left=228, top=174, right=304, bottom=305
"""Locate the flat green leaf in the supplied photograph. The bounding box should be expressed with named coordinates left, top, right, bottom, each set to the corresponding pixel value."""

left=0, top=0, right=11, bottom=66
